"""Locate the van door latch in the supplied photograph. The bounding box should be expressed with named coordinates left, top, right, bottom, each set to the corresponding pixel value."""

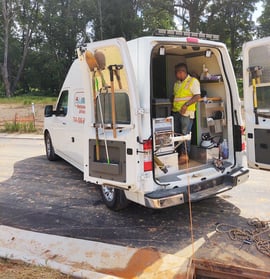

left=137, top=108, right=145, bottom=115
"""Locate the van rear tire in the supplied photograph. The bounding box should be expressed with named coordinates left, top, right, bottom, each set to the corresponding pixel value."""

left=45, top=132, right=58, bottom=161
left=100, top=185, right=129, bottom=211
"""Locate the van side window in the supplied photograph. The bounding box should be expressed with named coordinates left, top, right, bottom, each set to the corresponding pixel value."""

left=56, top=90, right=69, bottom=116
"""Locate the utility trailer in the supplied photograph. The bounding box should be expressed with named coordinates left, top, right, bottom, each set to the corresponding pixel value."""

left=44, top=29, right=248, bottom=210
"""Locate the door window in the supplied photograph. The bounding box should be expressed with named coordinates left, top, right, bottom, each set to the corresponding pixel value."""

left=248, top=45, right=270, bottom=116
left=91, top=45, right=131, bottom=127
left=56, top=90, right=69, bottom=116
left=256, top=86, right=270, bottom=116
left=249, top=45, right=270, bottom=84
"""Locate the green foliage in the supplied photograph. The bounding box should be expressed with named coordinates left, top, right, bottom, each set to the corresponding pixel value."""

left=137, top=0, right=175, bottom=35
left=92, top=0, right=144, bottom=40
left=0, top=95, right=57, bottom=104
left=0, top=0, right=265, bottom=97
left=203, top=0, right=258, bottom=76
left=3, top=122, right=36, bottom=133
left=174, top=0, right=210, bottom=31
left=257, top=0, right=270, bottom=37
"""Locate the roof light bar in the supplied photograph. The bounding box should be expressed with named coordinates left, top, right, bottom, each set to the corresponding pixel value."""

left=153, top=29, right=220, bottom=41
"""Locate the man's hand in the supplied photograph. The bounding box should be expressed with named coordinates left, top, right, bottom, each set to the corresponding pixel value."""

left=180, top=104, right=187, bottom=115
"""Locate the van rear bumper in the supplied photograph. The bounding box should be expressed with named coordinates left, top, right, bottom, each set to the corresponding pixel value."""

left=144, top=167, right=249, bottom=209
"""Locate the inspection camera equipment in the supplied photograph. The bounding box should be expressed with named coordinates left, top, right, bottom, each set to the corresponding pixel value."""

left=153, top=117, right=174, bottom=155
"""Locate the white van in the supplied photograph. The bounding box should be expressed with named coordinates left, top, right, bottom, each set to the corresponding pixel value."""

left=243, top=37, right=270, bottom=170
left=44, top=29, right=249, bottom=210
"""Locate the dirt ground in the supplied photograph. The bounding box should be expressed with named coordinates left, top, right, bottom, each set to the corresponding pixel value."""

left=0, top=103, right=45, bottom=134
left=0, top=258, right=75, bottom=279
left=0, top=103, right=76, bottom=278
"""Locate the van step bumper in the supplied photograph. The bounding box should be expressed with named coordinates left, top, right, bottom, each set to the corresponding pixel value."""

left=144, top=167, right=249, bottom=209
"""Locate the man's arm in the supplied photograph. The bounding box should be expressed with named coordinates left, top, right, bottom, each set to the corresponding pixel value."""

left=180, top=78, right=201, bottom=114
left=180, top=94, right=200, bottom=115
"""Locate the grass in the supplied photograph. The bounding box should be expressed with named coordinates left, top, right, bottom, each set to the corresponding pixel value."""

left=3, top=122, right=36, bottom=133
left=0, top=95, right=57, bottom=105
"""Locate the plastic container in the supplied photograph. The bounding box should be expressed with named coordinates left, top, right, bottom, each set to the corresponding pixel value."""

left=220, top=139, right=229, bottom=159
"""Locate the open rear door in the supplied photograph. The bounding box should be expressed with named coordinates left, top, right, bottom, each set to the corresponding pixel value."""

left=79, top=38, right=140, bottom=189
left=243, top=37, right=270, bottom=169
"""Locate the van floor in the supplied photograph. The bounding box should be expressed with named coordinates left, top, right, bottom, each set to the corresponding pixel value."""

left=156, top=159, right=231, bottom=184
left=178, top=158, right=203, bottom=169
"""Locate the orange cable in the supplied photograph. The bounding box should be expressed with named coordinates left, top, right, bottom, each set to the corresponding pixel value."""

left=184, top=140, right=195, bottom=256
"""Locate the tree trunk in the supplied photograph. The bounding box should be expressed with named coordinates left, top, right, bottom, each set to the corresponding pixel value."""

left=11, top=29, right=32, bottom=94
left=1, top=0, right=12, bottom=97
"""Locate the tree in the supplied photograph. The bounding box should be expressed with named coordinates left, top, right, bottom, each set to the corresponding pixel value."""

left=257, top=0, right=270, bottom=37
left=12, top=0, right=42, bottom=94
left=174, top=0, right=210, bottom=31
left=0, top=0, right=264, bottom=96
left=1, top=0, right=13, bottom=97
left=137, top=0, right=175, bottom=34
left=0, top=0, right=42, bottom=97
left=23, top=0, right=95, bottom=94
left=205, top=0, right=258, bottom=74
left=91, top=0, right=143, bottom=41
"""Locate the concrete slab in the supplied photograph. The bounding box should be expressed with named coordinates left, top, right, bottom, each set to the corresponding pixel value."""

left=0, top=225, right=192, bottom=279
left=0, top=133, right=43, bottom=140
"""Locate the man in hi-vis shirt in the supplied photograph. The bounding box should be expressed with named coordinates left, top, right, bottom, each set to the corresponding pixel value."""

left=172, top=63, right=200, bottom=164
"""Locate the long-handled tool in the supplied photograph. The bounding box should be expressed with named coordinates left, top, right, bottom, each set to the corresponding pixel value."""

left=154, top=155, right=168, bottom=173
left=249, top=66, right=262, bottom=125
left=252, top=78, right=259, bottom=125
left=113, top=65, right=123, bottom=89
left=92, top=72, right=100, bottom=160
left=107, top=64, right=124, bottom=139
left=108, top=65, right=117, bottom=138
left=97, top=86, right=110, bottom=164
left=85, top=50, right=107, bottom=88
left=85, top=50, right=108, bottom=160
left=94, top=51, right=107, bottom=88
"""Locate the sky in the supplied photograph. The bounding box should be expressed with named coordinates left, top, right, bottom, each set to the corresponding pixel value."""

left=174, top=1, right=264, bottom=30
left=253, top=1, right=263, bottom=23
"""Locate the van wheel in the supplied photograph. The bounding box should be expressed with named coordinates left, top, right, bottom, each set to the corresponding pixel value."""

left=100, top=185, right=129, bottom=211
left=45, top=132, right=57, bottom=161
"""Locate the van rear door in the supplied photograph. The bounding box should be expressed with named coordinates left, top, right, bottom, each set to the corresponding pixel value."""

left=80, top=38, right=140, bottom=190
left=243, top=37, right=270, bottom=169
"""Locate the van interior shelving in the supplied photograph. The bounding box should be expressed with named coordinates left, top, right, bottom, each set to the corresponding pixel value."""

left=150, top=43, right=229, bottom=179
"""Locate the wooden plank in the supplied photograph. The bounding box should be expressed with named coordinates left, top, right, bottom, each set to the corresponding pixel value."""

left=193, top=258, right=270, bottom=279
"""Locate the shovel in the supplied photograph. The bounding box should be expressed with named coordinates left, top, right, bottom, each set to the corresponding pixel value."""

left=85, top=50, right=107, bottom=160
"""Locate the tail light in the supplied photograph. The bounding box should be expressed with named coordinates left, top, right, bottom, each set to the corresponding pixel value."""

left=241, top=126, right=246, bottom=151
left=143, top=139, right=152, bottom=171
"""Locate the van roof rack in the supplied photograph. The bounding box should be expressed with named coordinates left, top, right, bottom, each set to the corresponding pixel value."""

left=153, top=29, right=220, bottom=41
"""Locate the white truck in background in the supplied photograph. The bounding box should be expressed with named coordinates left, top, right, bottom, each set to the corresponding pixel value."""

left=44, top=29, right=249, bottom=210
left=243, top=37, right=270, bottom=170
